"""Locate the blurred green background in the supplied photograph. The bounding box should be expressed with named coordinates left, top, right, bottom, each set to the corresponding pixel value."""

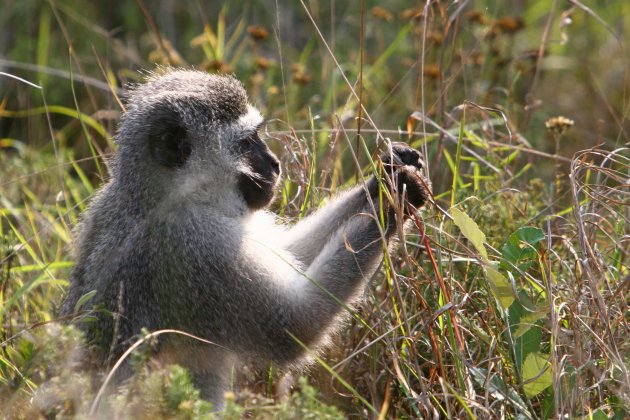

left=1, top=1, right=628, bottom=161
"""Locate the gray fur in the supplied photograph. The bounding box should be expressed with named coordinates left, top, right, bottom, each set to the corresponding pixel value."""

left=61, top=68, right=429, bottom=409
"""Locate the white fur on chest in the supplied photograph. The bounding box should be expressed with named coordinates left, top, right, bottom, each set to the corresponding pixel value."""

left=242, top=212, right=305, bottom=293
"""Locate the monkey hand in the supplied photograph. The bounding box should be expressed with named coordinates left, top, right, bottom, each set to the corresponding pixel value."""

left=378, top=142, right=431, bottom=212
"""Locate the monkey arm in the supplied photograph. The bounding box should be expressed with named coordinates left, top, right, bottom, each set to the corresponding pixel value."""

left=280, top=142, right=429, bottom=267
left=222, top=203, right=395, bottom=365
left=300, top=208, right=392, bottom=301
left=280, top=176, right=382, bottom=266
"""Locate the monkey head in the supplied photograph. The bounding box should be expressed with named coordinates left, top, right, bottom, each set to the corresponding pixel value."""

left=113, top=69, right=280, bottom=213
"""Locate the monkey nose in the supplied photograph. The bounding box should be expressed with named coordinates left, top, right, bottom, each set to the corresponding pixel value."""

left=270, top=155, right=280, bottom=174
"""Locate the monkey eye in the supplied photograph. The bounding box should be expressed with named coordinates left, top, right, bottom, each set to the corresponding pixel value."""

left=237, top=131, right=262, bottom=153
left=247, top=131, right=262, bottom=144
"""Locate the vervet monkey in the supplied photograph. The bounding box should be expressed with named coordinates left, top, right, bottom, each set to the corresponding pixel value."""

left=61, top=69, right=430, bottom=408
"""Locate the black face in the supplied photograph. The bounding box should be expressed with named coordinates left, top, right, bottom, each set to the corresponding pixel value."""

left=234, top=131, right=281, bottom=210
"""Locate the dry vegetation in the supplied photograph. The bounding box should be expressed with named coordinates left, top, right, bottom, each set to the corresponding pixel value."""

left=0, top=1, right=629, bottom=418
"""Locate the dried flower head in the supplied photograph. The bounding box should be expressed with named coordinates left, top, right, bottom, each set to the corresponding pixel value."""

left=247, top=25, right=269, bottom=41
left=423, top=64, right=441, bottom=80
left=371, top=6, right=393, bottom=22
left=493, top=16, right=525, bottom=33
left=292, top=71, right=312, bottom=85
left=203, top=59, right=234, bottom=74
left=465, top=10, right=487, bottom=25
left=399, top=7, right=423, bottom=21
left=291, top=64, right=312, bottom=85
left=545, top=116, right=574, bottom=136
left=255, top=56, right=271, bottom=70
left=427, top=30, right=444, bottom=45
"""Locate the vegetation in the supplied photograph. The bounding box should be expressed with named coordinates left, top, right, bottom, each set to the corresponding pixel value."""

left=1, top=1, right=628, bottom=418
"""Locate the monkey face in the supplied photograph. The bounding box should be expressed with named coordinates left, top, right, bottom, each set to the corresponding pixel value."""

left=140, top=103, right=279, bottom=211
left=233, top=129, right=281, bottom=210
left=115, top=69, right=283, bottom=213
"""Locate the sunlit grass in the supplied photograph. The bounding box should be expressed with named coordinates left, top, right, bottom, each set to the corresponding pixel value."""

left=1, top=1, right=629, bottom=418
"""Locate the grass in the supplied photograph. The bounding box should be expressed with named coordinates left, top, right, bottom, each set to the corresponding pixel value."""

left=1, top=1, right=629, bottom=418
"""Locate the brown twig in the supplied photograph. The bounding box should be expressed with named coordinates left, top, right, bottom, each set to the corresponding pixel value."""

left=410, top=208, right=464, bottom=351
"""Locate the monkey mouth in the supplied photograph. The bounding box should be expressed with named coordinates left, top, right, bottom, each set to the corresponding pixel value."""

left=238, top=172, right=278, bottom=210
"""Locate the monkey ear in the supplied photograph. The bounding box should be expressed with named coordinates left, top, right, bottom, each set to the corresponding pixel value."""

left=148, top=123, right=191, bottom=169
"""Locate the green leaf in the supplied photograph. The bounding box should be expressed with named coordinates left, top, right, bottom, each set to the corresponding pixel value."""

left=590, top=408, right=610, bottom=420
left=449, top=209, right=517, bottom=310
left=74, top=290, right=97, bottom=313
left=522, top=352, right=552, bottom=398
left=501, top=227, right=545, bottom=267
left=516, top=326, right=543, bottom=370
left=0, top=138, right=27, bottom=155
left=484, top=265, right=515, bottom=309
left=513, top=309, right=548, bottom=339
left=508, top=299, right=544, bottom=367
left=450, top=207, right=488, bottom=260
left=0, top=106, right=110, bottom=140
left=469, top=367, right=530, bottom=416
left=541, top=388, right=555, bottom=419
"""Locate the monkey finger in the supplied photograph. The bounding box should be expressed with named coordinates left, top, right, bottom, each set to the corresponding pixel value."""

left=381, top=143, right=424, bottom=172
left=395, top=166, right=431, bottom=210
